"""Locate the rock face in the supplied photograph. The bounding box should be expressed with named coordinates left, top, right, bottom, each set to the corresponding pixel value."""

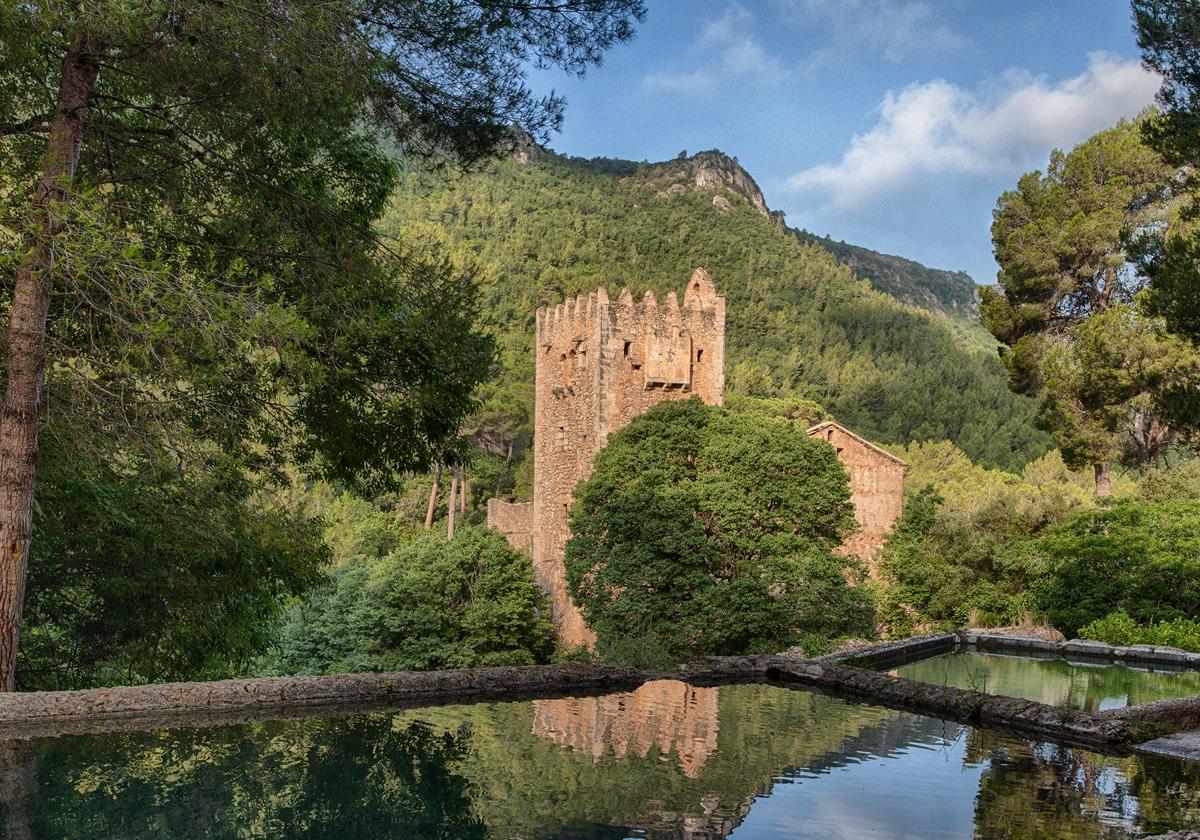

left=805, top=420, right=906, bottom=572
left=685, top=151, right=770, bottom=215
left=643, top=150, right=770, bottom=216
left=489, top=269, right=726, bottom=646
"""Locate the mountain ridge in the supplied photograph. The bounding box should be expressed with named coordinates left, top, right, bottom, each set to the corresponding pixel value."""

left=512, top=142, right=979, bottom=318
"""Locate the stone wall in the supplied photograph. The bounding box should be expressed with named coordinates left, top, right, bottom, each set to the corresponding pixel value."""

left=490, top=268, right=725, bottom=646
left=805, top=421, right=906, bottom=572
left=485, top=499, right=533, bottom=555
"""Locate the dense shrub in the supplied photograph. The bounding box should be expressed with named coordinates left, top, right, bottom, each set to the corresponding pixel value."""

left=1035, top=500, right=1200, bottom=637
left=265, top=526, right=555, bottom=674
left=1078, top=610, right=1200, bottom=653
left=20, top=434, right=328, bottom=690
left=564, top=398, right=875, bottom=665
left=876, top=486, right=1041, bottom=634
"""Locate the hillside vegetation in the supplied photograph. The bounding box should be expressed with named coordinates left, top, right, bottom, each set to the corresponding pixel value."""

left=383, top=151, right=1050, bottom=472
left=791, top=230, right=980, bottom=317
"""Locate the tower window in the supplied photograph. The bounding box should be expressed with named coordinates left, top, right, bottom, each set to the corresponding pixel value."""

left=696, top=348, right=704, bottom=363
left=623, top=340, right=631, bottom=357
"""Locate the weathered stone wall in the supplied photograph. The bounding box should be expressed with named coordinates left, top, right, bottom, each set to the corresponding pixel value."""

left=806, top=421, right=905, bottom=572
left=514, top=268, right=726, bottom=646
left=485, top=499, right=533, bottom=555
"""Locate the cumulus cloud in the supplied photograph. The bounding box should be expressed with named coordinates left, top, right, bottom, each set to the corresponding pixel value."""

left=642, top=4, right=788, bottom=94
left=783, top=53, right=1162, bottom=211
left=780, top=0, right=968, bottom=64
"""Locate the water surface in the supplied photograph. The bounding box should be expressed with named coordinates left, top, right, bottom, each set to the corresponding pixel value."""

left=892, top=650, right=1200, bottom=711
left=3, top=680, right=1198, bottom=838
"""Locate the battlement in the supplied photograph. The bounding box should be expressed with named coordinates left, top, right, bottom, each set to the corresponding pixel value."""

left=535, top=269, right=724, bottom=407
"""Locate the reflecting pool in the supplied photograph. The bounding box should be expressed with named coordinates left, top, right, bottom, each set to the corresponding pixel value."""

left=892, top=650, right=1200, bottom=711
left=3, top=680, right=1199, bottom=838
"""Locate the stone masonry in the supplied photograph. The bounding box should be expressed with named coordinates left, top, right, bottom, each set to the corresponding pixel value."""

left=490, top=268, right=726, bottom=646
left=805, top=420, right=906, bottom=572
left=488, top=270, right=907, bottom=643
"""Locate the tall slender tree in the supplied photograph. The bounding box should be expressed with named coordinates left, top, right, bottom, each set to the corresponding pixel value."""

left=0, top=0, right=644, bottom=689
left=981, top=118, right=1186, bottom=494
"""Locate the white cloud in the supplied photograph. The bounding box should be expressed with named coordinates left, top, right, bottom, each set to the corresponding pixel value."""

left=780, top=0, right=968, bottom=64
left=642, top=4, right=787, bottom=94
left=783, top=53, right=1162, bottom=211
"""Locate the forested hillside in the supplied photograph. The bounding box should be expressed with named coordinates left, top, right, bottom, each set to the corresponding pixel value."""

left=566, top=147, right=980, bottom=317
left=384, top=152, right=1048, bottom=473
left=790, top=230, right=980, bottom=317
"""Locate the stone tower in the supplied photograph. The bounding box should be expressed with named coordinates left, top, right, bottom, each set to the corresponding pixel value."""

left=489, top=268, right=726, bottom=646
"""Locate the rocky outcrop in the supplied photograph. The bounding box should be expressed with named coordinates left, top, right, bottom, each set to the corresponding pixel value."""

left=686, top=151, right=770, bottom=215
left=635, top=150, right=770, bottom=216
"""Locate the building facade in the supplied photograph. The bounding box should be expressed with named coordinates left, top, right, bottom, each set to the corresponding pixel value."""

left=805, top=420, right=907, bottom=571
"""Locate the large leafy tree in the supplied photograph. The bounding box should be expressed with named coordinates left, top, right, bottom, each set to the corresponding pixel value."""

left=564, top=398, right=875, bottom=664
left=0, top=1, right=644, bottom=689
left=980, top=119, right=1189, bottom=495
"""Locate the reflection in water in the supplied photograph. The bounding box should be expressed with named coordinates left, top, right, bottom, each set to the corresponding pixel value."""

left=892, top=650, right=1200, bottom=711
left=532, top=679, right=719, bottom=777
left=9, top=682, right=1200, bottom=839
left=0, top=740, right=36, bottom=840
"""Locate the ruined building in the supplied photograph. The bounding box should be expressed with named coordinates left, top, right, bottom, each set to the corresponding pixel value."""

left=488, top=269, right=905, bottom=643
left=488, top=268, right=726, bottom=646
left=805, top=420, right=906, bottom=571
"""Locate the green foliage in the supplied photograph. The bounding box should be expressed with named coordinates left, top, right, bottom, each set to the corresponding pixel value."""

left=385, top=152, right=1051, bottom=473
left=791, top=229, right=979, bottom=317
left=1079, top=609, right=1200, bottom=653
left=878, top=487, right=1037, bottom=634
left=1133, top=1, right=1200, bottom=345
left=1034, top=499, right=1200, bottom=637
left=19, top=429, right=328, bottom=690
left=876, top=442, right=1111, bottom=635
left=266, top=526, right=555, bottom=674
left=564, top=398, right=874, bottom=662
left=725, top=393, right=829, bottom=425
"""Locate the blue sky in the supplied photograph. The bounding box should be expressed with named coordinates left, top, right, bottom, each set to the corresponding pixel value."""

left=527, top=0, right=1160, bottom=285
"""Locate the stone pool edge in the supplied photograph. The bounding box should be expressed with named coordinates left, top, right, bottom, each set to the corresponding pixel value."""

left=0, top=632, right=1197, bottom=757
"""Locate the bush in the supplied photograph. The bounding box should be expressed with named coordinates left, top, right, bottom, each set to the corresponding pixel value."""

left=877, top=485, right=1043, bottom=634
left=265, top=526, right=555, bottom=674
left=1034, top=499, right=1200, bottom=637
left=21, top=438, right=328, bottom=690
left=1078, top=610, right=1200, bottom=652
left=564, top=398, right=875, bottom=663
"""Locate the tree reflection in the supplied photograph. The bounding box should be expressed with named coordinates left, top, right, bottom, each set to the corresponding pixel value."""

left=28, top=716, right=486, bottom=839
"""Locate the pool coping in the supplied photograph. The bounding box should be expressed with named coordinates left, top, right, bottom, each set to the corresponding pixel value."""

left=0, top=632, right=1196, bottom=758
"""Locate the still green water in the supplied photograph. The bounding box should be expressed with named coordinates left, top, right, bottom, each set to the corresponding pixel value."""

left=3, top=681, right=1198, bottom=838
left=893, top=650, right=1200, bottom=711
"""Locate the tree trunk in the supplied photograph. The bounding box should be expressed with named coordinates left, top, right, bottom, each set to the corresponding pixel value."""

left=447, top=467, right=458, bottom=539
left=459, top=465, right=467, bottom=513
left=424, top=462, right=442, bottom=529
left=1094, top=462, right=1112, bottom=498
left=0, top=34, right=103, bottom=692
